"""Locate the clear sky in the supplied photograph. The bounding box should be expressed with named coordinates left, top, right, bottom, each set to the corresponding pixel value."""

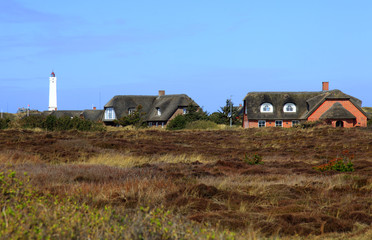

left=1, top=0, right=371, bottom=113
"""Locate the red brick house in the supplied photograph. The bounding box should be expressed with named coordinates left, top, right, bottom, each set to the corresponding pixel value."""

left=242, top=82, right=368, bottom=128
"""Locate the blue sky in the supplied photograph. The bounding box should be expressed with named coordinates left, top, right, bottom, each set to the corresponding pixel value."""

left=1, top=0, right=371, bottom=113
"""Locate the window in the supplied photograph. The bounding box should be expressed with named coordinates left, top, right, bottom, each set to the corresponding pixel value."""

left=156, top=122, right=158, bottom=127
left=148, top=122, right=153, bottom=127
left=128, top=108, right=135, bottom=115
left=283, top=103, right=296, bottom=112
left=104, top=108, right=116, bottom=120
left=292, top=120, right=299, bottom=127
left=183, top=108, right=187, bottom=114
left=161, top=122, right=164, bottom=128
left=275, top=120, right=283, bottom=127
left=258, top=120, right=266, bottom=128
left=157, top=108, right=161, bottom=116
left=260, top=103, right=273, bottom=113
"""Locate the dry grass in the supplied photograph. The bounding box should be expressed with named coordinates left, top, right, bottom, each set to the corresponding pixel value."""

left=85, top=152, right=211, bottom=168
left=0, top=127, right=371, bottom=239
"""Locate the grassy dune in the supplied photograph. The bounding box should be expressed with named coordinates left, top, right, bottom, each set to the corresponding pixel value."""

left=0, top=127, right=371, bottom=239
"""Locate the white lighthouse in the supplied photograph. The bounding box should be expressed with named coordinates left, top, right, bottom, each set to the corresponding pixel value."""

left=48, top=71, right=57, bottom=111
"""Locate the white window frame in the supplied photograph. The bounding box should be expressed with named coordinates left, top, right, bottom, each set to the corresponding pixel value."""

left=258, top=120, right=266, bottom=128
left=292, top=120, right=300, bottom=127
left=157, top=108, right=161, bottom=116
left=260, top=103, right=273, bottom=113
left=161, top=122, right=164, bottom=128
left=275, top=120, right=283, bottom=127
left=183, top=108, right=187, bottom=114
left=128, top=108, right=135, bottom=115
left=104, top=108, right=116, bottom=120
left=283, top=103, right=296, bottom=113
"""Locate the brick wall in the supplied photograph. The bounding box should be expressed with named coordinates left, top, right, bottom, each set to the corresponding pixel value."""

left=243, top=114, right=249, bottom=128
left=283, top=120, right=294, bottom=128
left=308, top=100, right=367, bottom=127
left=330, top=119, right=354, bottom=128
left=249, top=120, right=258, bottom=128
left=248, top=120, right=300, bottom=128
left=168, top=108, right=185, bottom=122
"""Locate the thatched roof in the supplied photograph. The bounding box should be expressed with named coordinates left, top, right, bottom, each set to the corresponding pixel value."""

left=243, top=89, right=367, bottom=120
left=104, top=94, right=197, bottom=122
left=303, top=90, right=364, bottom=119
left=49, top=111, right=82, bottom=118
left=320, top=103, right=356, bottom=119
left=82, top=110, right=104, bottom=122
left=243, top=91, right=321, bottom=120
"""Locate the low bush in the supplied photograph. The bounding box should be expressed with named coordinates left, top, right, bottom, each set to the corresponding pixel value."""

left=185, top=120, right=219, bottom=130
left=166, top=115, right=187, bottom=130
left=0, top=118, right=10, bottom=129
left=367, top=118, right=372, bottom=128
left=18, top=115, right=46, bottom=129
left=17, top=115, right=105, bottom=131
left=313, top=150, right=354, bottom=172
left=243, top=153, right=263, bottom=165
left=115, top=105, right=147, bottom=129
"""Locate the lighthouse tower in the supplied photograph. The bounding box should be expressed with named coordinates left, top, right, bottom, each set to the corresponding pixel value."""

left=48, top=71, right=57, bottom=111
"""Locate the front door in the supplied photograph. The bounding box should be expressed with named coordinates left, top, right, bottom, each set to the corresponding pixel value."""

left=336, top=120, right=344, bottom=127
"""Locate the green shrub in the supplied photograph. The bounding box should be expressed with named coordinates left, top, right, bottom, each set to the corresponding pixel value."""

left=167, top=104, right=209, bottom=130
left=19, top=115, right=46, bottom=129
left=185, top=120, right=219, bottom=130
left=115, top=105, right=146, bottom=129
left=55, top=116, right=74, bottom=130
left=18, top=115, right=104, bottom=132
left=367, top=118, right=372, bottom=128
left=70, top=117, right=92, bottom=131
left=44, top=115, right=57, bottom=131
left=243, top=153, right=263, bottom=165
left=0, top=118, right=10, bottom=129
left=166, top=115, right=187, bottom=130
left=183, top=104, right=209, bottom=122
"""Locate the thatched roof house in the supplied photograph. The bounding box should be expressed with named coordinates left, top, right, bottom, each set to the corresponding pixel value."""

left=242, top=82, right=368, bottom=128
left=103, top=90, right=198, bottom=127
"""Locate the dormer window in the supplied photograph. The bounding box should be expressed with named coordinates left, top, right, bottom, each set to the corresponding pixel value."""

left=283, top=103, right=296, bottom=113
left=128, top=108, right=135, bottom=115
left=104, top=108, right=116, bottom=120
left=157, top=108, right=161, bottom=116
left=260, top=103, right=273, bottom=113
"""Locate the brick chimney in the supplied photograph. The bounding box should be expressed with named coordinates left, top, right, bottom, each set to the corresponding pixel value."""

left=158, top=90, right=165, bottom=96
left=322, top=82, right=329, bottom=91
left=93, top=107, right=96, bottom=110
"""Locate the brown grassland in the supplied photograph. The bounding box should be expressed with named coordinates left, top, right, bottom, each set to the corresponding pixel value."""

left=0, top=127, right=371, bottom=239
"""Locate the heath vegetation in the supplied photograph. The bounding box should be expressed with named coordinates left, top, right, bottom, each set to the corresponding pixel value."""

left=0, top=127, right=371, bottom=239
